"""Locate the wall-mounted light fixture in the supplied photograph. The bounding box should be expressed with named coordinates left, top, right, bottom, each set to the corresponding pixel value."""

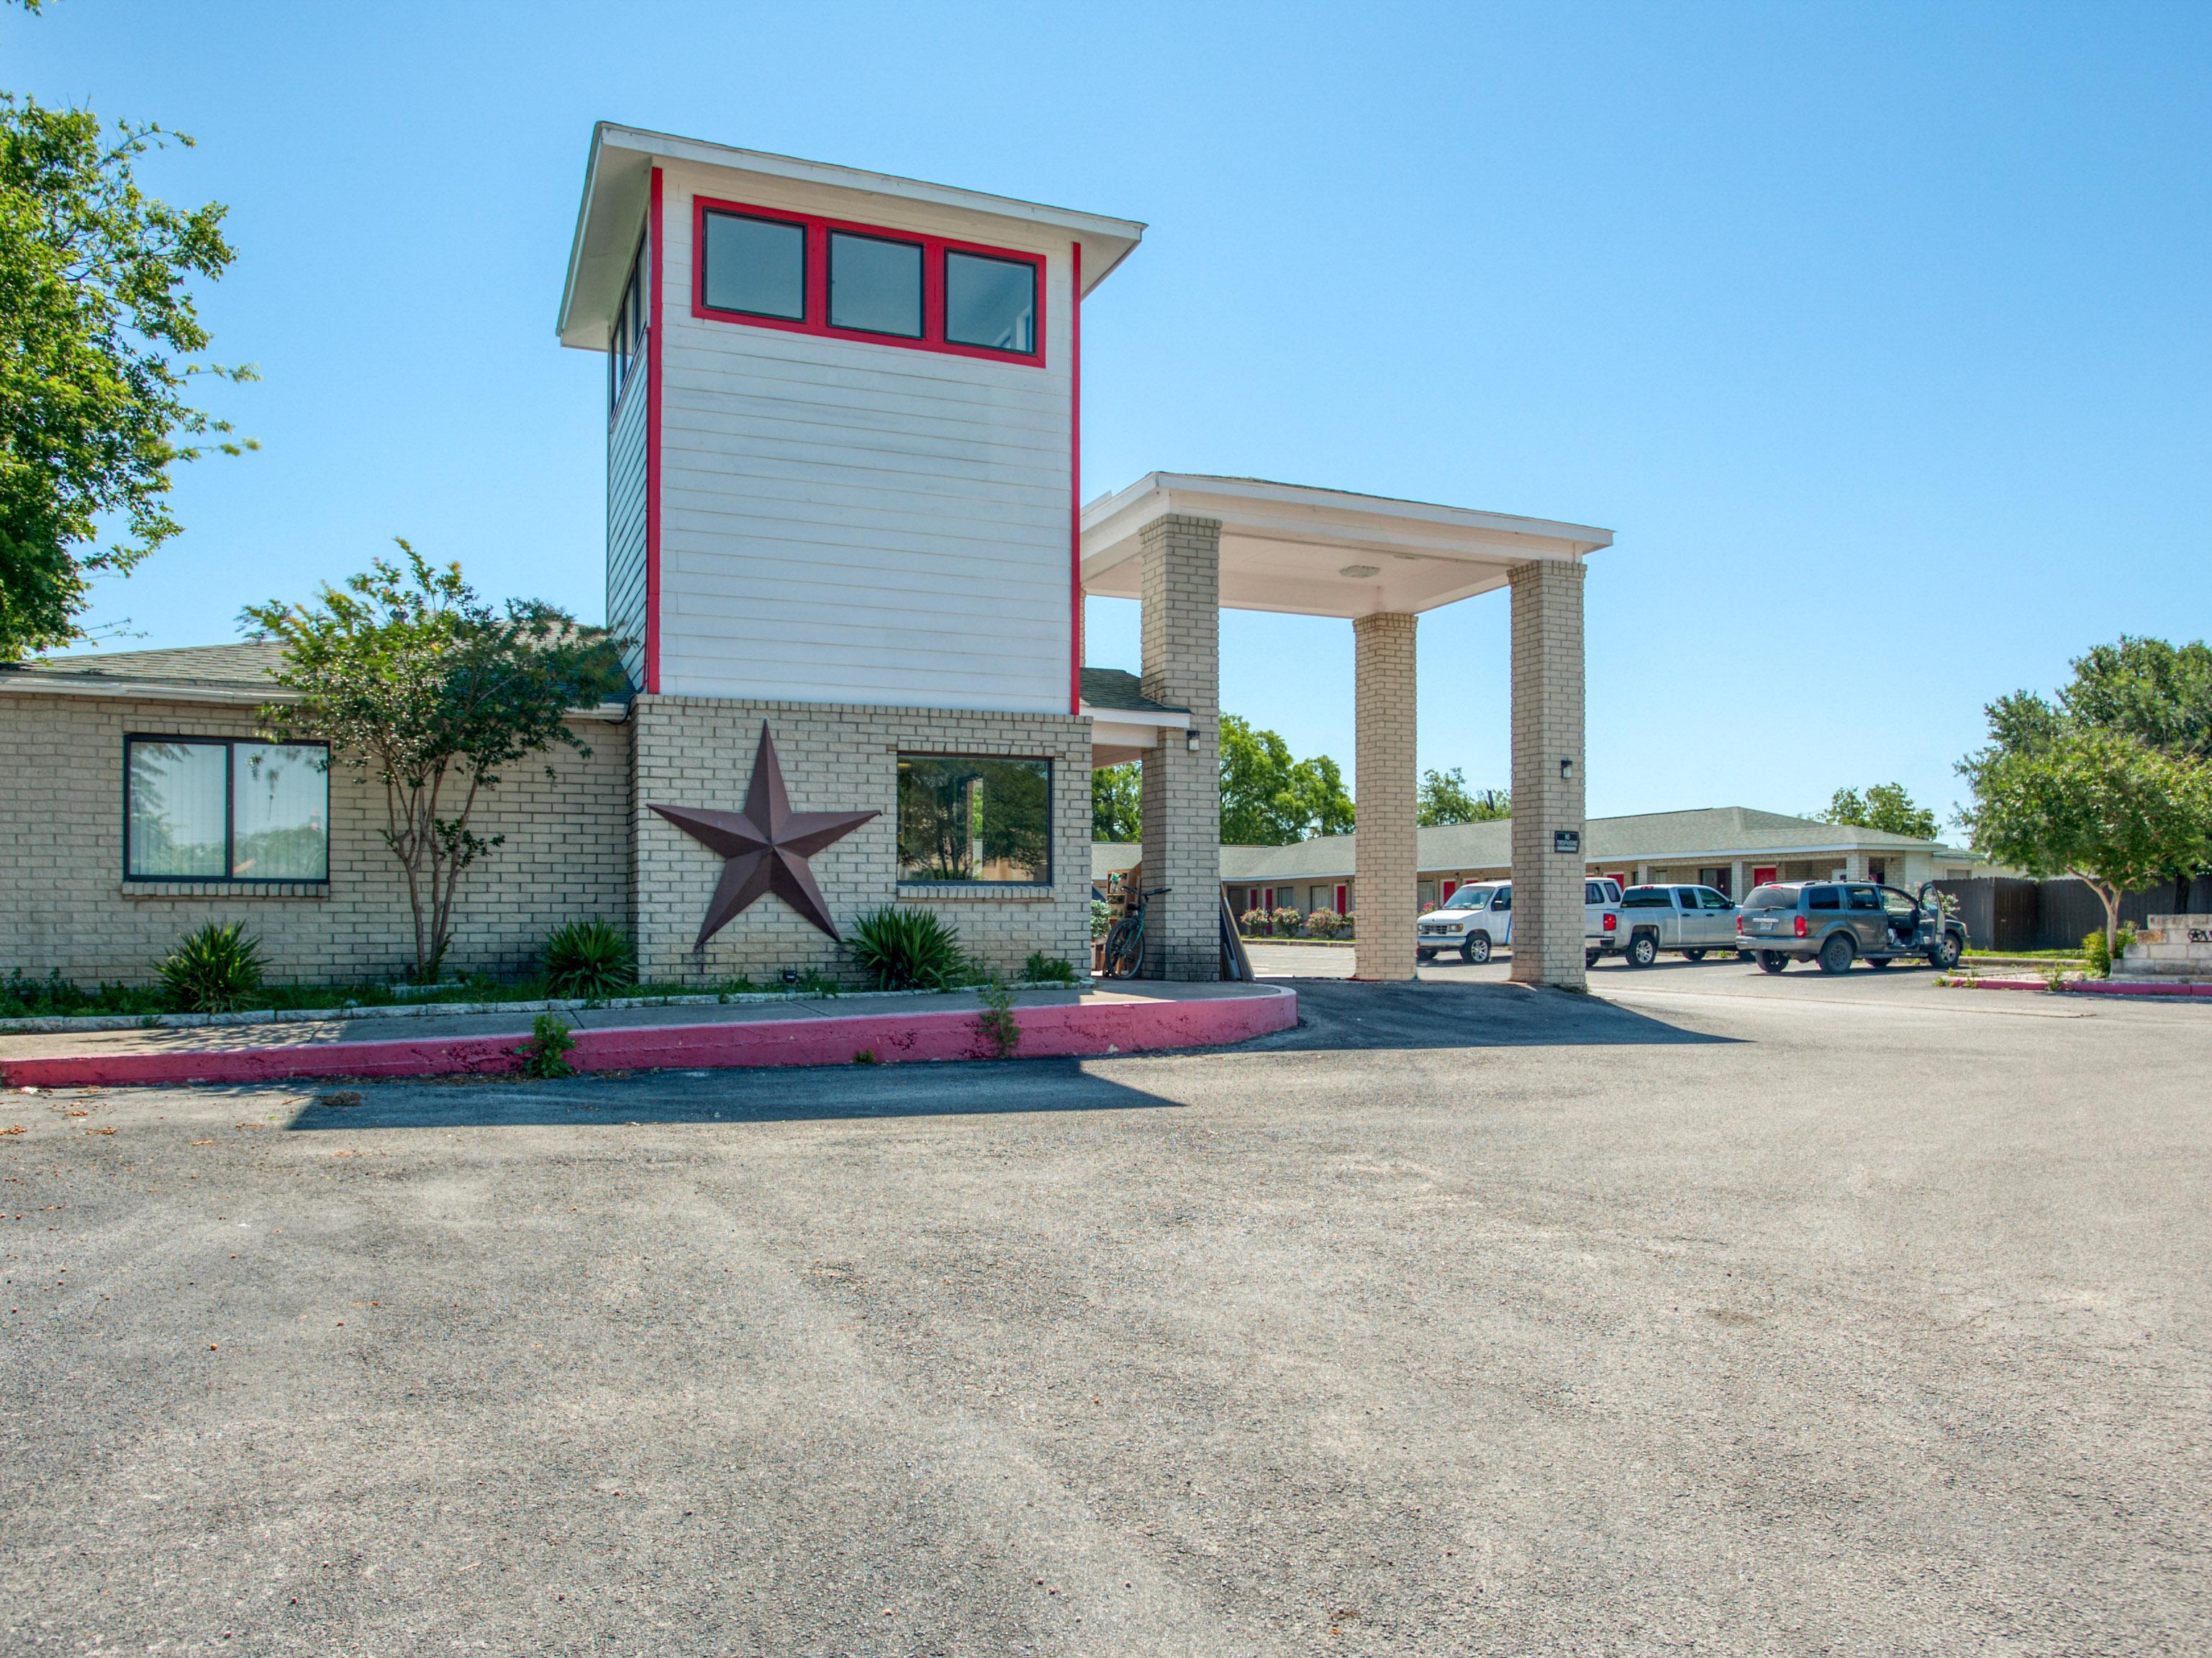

left=1186, top=727, right=1201, bottom=753
left=1560, top=756, right=1576, bottom=782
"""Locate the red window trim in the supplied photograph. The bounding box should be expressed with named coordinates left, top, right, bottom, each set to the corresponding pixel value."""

left=689, top=194, right=1047, bottom=368
left=645, top=167, right=666, bottom=697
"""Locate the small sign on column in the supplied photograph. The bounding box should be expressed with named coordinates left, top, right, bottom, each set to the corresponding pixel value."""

left=1553, top=829, right=1581, bottom=855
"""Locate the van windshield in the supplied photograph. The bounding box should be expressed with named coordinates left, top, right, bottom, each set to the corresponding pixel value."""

left=1441, top=887, right=1495, bottom=910
left=1744, top=884, right=1800, bottom=909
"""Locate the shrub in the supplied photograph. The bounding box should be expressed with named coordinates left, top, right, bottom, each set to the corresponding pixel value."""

left=541, top=919, right=638, bottom=998
left=1269, top=907, right=1304, bottom=937
left=1239, top=908, right=1269, bottom=936
left=1023, top=952, right=1078, bottom=985
left=976, top=978, right=1021, bottom=1058
left=2082, top=923, right=2137, bottom=979
left=1305, top=909, right=1346, bottom=939
left=847, top=906, right=966, bottom=991
left=158, top=923, right=266, bottom=1014
left=517, top=1012, right=576, bottom=1079
left=1091, top=898, right=1113, bottom=942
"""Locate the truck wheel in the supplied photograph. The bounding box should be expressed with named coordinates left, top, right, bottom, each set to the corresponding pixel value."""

left=1460, top=933, right=1491, bottom=964
left=1756, top=951, right=1789, bottom=974
left=1416, top=949, right=1436, bottom=963
left=1817, top=933, right=1855, bottom=974
left=1627, top=932, right=1659, bottom=968
left=1682, top=948, right=1706, bottom=961
left=1586, top=950, right=1600, bottom=969
left=1928, top=933, right=1963, bottom=971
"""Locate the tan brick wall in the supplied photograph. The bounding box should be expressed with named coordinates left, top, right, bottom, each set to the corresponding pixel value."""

left=0, top=692, right=633, bottom=987
left=1137, top=515, right=1221, bottom=981
left=631, top=696, right=1092, bottom=985
left=1353, top=612, right=1418, bottom=981
left=1508, top=559, right=1588, bottom=989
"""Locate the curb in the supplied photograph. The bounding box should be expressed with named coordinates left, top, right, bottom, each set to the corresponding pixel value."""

left=1943, top=975, right=2212, bottom=1001
left=0, top=987, right=1300, bottom=1089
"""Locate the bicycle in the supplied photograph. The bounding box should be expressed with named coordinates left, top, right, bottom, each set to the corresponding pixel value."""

left=1101, top=887, right=1169, bottom=979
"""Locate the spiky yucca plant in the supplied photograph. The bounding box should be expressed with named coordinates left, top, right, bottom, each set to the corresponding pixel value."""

left=158, top=922, right=266, bottom=1014
left=540, top=919, right=637, bottom=999
left=846, top=906, right=966, bottom=991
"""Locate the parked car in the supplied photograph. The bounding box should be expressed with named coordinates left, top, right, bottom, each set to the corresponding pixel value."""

left=1416, top=878, right=1624, bottom=966
left=1615, top=884, right=1741, bottom=966
left=1735, top=880, right=1967, bottom=974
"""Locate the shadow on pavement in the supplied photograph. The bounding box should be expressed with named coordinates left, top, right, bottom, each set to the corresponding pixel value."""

left=1263, top=977, right=1737, bottom=1050
left=278, top=978, right=1725, bottom=1130
left=284, top=1061, right=1183, bottom=1131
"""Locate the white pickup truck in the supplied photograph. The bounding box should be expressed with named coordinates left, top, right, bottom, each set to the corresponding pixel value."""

left=1415, top=877, right=1625, bottom=966
left=1614, top=883, right=1742, bottom=966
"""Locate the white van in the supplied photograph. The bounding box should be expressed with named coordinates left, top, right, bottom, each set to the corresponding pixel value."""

left=1415, top=879, right=1624, bottom=966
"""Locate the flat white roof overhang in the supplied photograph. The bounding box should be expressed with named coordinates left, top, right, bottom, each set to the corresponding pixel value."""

left=1084, top=705, right=1189, bottom=769
left=1080, top=474, right=1613, bottom=617
left=558, top=123, right=1146, bottom=350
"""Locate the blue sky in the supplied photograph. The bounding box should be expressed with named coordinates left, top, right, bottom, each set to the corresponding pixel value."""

left=16, top=0, right=2209, bottom=825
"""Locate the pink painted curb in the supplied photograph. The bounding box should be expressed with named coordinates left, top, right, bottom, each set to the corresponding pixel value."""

left=0, top=987, right=1299, bottom=1090
left=1949, top=975, right=2212, bottom=1000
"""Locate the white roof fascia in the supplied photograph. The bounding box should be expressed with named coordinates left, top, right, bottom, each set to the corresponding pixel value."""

left=1079, top=702, right=1189, bottom=730
left=559, top=122, right=1147, bottom=347
left=1080, top=472, right=1613, bottom=604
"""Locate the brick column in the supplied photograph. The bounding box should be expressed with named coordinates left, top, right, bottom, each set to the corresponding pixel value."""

left=1353, top=612, right=1418, bottom=980
left=1509, top=559, right=1587, bottom=989
left=1138, top=515, right=1221, bottom=981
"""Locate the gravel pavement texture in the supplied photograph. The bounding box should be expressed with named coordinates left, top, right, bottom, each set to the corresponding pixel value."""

left=3, top=961, right=2207, bottom=1655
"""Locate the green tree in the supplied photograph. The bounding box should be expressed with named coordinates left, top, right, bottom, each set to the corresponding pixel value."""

left=244, top=543, right=627, bottom=982
left=1092, top=763, right=1141, bottom=842
left=2059, top=636, right=2212, bottom=761
left=1959, top=720, right=2212, bottom=953
left=0, top=76, right=253, bottom=658
left=1219, top=715, right=1354, bottom=845
left=1821, top=782, right=1939, bottom=841
left=1418, top=767, right=1509, bottom=827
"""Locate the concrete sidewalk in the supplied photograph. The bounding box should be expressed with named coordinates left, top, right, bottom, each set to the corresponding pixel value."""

left=0, top=981, right=1298, bottom=1087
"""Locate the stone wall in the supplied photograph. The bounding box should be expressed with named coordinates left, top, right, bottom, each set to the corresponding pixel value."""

left=0, top=692, right=633, bottom=987
left=630, top=695, right=1092, bottom=985
left=2118, top=914, right=2212, bottom=980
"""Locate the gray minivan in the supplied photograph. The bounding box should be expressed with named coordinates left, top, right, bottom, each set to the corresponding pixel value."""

left=1736, top=881, right=1967, bottom=974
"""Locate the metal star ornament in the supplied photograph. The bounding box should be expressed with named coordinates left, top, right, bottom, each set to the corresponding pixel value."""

left=651, top=723, right=879, bottom=948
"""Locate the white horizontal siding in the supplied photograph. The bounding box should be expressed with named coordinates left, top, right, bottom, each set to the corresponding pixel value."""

left=606, top=364, right=651, bottom=692
left=652, top=160, right=1074, bottom=712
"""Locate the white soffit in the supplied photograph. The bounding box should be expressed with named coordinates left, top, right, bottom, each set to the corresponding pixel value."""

left=558, top=123, right=1147, bottom=349
left=1079, top=474, right=1615, bottom=619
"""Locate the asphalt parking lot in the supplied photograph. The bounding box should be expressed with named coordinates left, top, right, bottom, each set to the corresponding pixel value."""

left=4, top=967, right=2208, bottom=1655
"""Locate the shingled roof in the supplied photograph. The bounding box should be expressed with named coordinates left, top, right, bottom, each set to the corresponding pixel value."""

left=0, top=641, right=289, bottom=702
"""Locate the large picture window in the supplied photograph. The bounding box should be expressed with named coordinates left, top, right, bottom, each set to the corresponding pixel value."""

left=125, top=737, right=330, bottom=883
left=692, top=194, right=1046, bottom=367
left=897, top=755, right=1051, bottom=886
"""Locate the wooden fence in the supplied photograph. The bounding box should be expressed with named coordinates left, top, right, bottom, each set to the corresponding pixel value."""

left=1928, top=875, right=2211, bottom=952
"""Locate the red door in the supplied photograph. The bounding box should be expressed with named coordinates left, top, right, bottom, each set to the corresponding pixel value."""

left=1333, top=884, right=1348, bottom=914
left=1752, top=866, right=1777, bottom=887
